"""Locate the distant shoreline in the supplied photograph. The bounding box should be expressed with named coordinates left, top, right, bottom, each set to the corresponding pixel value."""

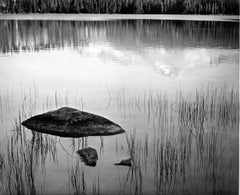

left=0, top=14, right=239, bottom=22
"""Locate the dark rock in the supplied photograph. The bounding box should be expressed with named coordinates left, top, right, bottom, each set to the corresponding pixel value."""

left=21, top=107, right=125, bottom=137
left=114, top=158, right=132, bottom=166
left=76, top=147, right=98, bottom=167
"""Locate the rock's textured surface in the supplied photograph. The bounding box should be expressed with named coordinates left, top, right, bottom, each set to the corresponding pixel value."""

left=22, top=107, right=125, bottom=137
left=77, top=147, right=98, bottom=167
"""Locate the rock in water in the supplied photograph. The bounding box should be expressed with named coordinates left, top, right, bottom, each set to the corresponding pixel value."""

left=77, top=147, right=98, bottom=167
left=22, top=107, right=125, bottom=137
left=114, top=158, right=132, bottom=166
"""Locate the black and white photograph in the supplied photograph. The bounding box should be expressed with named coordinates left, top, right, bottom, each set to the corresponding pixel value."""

left=0, top=0, right=239, bottom=194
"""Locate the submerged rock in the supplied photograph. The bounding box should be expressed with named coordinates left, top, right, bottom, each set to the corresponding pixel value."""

left=114, top=158, right=132, bottom=166
left=21, top=107, right=125, bottom=137
left=77, top=147, right=98, bottom=167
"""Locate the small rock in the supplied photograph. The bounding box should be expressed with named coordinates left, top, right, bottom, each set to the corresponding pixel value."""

left=114, top=158, right=132, bottom=166
left=76, top=147, right=98, bottom=167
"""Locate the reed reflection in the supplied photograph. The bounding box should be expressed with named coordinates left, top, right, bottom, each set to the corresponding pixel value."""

left=0, top=116, right=58, bottom=195
left=116, top=85, right=238, bottom=194
left=0, top=82, right=238, bottom=194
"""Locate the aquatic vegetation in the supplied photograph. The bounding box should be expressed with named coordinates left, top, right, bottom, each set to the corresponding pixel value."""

left=121, top=85, right=238, bottom=194
left=0, top=84, right=238, bottom=194
left=69, top=160, right=86, bottom=195
left=0, top=116, right=58, bottom=195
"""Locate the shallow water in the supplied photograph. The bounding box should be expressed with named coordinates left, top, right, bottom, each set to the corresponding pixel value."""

left=0, top=19, right=239, bottom=195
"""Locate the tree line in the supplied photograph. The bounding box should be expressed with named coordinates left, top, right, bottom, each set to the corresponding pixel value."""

left=0, top=0, right=239, bottom=14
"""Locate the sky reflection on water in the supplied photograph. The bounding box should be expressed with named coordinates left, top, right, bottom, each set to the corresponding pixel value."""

left=0, top=20, right=238, bottom=95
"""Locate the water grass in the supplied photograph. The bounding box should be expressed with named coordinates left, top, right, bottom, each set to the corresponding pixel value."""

left=0, top=84, right=238, bottom=194
left=68, top=160, right=86, bottom=195
left=122, top=85, right=238, bottom=194
left=0, top=111, right=58, bottom=195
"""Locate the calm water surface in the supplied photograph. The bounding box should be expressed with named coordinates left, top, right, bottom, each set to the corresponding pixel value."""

left=0, top=19, right=239, bottom=195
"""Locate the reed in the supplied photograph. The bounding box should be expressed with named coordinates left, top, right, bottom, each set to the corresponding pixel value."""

left=0, top=111, right=58, bottom=195
left=0, top=84, right=238, bottom=194
left=125, top=129, right=149, bottom=194
left=123, top=85, right=238, bottom=194
left=69, top=160, right=86, bottom=195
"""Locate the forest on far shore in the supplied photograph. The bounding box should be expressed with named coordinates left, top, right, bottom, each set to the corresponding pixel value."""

left=0, top=0, right=239, bottom=15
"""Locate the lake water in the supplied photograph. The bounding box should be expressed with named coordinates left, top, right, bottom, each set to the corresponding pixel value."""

left=0, top=18, right=239, bottom=195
